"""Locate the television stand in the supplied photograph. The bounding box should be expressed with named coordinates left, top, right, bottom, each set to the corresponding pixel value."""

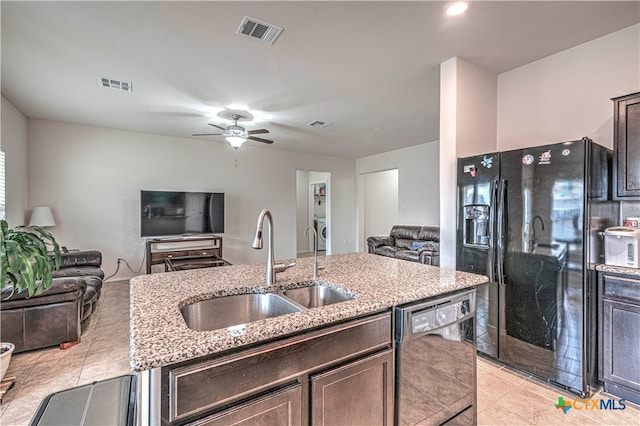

left=146, top=235, right=222, bottom=274
left=164, top=254, right=231, bottom=271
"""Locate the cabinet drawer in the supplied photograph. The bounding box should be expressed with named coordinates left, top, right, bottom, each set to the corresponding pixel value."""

left=187, top=249, right=220, bottom=257
left=601, top=274, right=640, bottom=302
left=187, top=385, right=302, bottom=426
left=151, top=251, right=186, bottom=262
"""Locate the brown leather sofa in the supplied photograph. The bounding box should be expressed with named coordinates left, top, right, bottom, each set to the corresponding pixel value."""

left=1, top=250, right=103, bottom=353
left=367, top=225, right=440, bottom=265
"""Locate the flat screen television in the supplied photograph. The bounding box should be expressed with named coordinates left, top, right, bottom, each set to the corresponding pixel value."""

left=140, top=190, right=224, bottom=237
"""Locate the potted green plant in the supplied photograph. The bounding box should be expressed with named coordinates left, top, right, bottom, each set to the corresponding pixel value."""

left=0, top=219, right=61, bottom=297
left=1, top=219, right=60, bottom=381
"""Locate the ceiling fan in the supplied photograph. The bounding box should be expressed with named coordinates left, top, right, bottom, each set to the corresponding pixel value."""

left=192, top=110, right=273, bottom=148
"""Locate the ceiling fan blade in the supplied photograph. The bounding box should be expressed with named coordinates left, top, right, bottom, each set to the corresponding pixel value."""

left=192, top=133, right=224, bottom=136
left=248, top=136, right=274, bottom=144
left=208, top=123, right=227, bottom=131
left=247, top=129, right=270, bottom=135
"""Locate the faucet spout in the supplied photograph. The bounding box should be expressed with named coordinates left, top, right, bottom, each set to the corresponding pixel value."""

left=305, top=225, right=324, bottom=279
left=251, top=209, right=295, bottom=285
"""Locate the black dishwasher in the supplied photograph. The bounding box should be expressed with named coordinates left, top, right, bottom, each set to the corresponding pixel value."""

left=395, top=289, right=477, bottom=425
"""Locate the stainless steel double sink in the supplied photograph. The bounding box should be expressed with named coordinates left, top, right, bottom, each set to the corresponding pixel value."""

left=181, top=282, right=358, bottom=332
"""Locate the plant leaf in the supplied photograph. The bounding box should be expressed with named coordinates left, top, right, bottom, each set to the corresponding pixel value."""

left=1, top=219, right=60, bottom=298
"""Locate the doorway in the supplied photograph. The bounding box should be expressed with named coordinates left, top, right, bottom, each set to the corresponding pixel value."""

left=361, top=169, right=398, bottom=251
left=296, top=170, right=331, bottom=257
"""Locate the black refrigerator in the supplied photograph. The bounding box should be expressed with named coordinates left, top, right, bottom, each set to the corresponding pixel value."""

left=456, top=137, right=617, bottom=396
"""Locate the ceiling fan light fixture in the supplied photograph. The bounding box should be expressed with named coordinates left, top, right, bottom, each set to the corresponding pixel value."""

left=226, top=136, right=247, bottom=148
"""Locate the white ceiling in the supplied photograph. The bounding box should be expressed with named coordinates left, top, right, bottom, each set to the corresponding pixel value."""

left=2, top=1, right=639, bottom=158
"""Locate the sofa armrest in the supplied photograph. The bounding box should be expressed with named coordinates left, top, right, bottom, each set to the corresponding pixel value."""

left=58, top=250, right=102, bottom=269
left=366, top=236, right=395, bottom=252
left=418, top=242, right=440, bottom=266
left=1, top=277, right=87, bottom=306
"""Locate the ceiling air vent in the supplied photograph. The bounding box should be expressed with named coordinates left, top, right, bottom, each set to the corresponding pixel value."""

left=97, top=76, right=133, bottom=93
left=308, top=120, right=333, bottom=128
left=236, top=16, right=283, bottom=45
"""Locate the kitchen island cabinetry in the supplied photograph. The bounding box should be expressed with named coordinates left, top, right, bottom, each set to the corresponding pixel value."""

left=131, top=253, right=487, bottom=425
left=192, top=350, right=394, bottom=426
left=612, top=92, right=640, bottom=199
left=598, top=270, right=640, bottom=405
left=153, top=312, right=392, bottom=425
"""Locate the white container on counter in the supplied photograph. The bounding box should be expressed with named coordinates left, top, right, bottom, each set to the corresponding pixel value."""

left=604, top=227, right=640, bottom=268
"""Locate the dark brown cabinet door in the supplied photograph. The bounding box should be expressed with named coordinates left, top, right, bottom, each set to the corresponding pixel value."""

left=598, top=273, right=640, bottom=404
left=601, top=299, right=640, bottom=390
left=613, top=92, right=640, bottom=198
left=310, top=350, right=394, bottom=426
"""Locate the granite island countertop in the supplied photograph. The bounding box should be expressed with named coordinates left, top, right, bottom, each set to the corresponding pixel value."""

left=129, top=252, right=488, bottom=371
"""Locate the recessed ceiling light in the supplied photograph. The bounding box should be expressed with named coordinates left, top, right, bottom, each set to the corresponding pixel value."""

left=445, top=1, right=469, bottom=16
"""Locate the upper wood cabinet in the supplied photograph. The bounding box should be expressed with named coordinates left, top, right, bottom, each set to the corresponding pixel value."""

left=613, top=92, right=640, bottom=199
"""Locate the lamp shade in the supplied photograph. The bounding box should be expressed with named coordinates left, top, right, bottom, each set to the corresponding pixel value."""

left=29, top=207, right=56, bottom=227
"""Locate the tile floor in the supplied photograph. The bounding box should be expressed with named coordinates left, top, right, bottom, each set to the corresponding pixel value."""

left=1, top=280, right=638, bottom=425
left=1, top=280, right=132, bottom=425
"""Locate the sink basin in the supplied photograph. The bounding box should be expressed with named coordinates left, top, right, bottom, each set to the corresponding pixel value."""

left=181, top=293, right=303, bottom=331
left=282, top=284, right=356, bottom=309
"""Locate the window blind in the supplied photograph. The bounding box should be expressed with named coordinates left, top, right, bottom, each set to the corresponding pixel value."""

left=0, top=149, right=6, bottom=220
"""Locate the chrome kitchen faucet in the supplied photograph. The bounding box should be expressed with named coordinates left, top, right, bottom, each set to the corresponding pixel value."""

left=304, top=226, right=325, bottom=280
left=251, top=209, right=295, bottom=285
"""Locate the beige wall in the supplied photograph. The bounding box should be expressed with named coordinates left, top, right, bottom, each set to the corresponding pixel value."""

left=295, top=170, right=310, bottom=254
left=27, top=119, right=356, bottom=280
left=356, top=142, right=439, bottom=251
left=439, top=58, right=498, bottom=267
left=498, top=24, right=640, bottom=151
left=456, top=60, right=498, bottom=158
left=1, top=96, right=29, bottom=226
left=363, top=169, right=398, bottom=250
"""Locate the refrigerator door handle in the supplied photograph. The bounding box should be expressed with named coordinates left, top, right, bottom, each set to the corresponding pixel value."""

left=496, top=179, right=507, bottom=286
left=487, top=178, right=498, bottom=282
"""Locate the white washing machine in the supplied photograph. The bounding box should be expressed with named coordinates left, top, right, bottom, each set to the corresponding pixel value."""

left=315, top=218, right=327, bottom=251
